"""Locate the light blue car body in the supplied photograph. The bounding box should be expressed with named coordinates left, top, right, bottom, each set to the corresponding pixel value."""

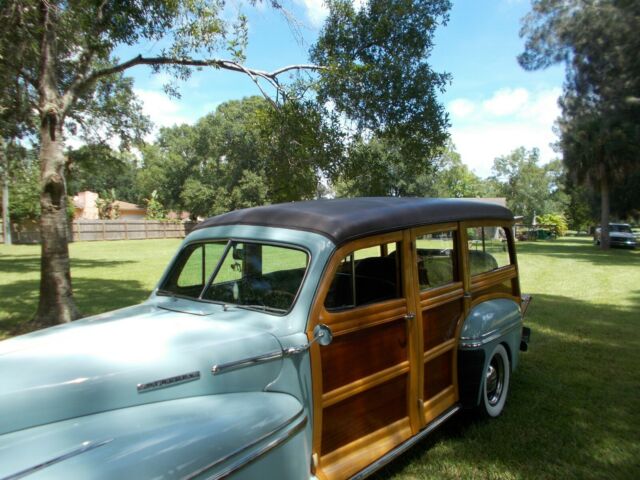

left=0, top=223, right=523, bottom=479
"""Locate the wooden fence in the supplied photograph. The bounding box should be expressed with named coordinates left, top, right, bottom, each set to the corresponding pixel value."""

left=1, top=220, right=197, bottom=244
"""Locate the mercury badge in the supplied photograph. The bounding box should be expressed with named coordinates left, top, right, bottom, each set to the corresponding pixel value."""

left=137, top=371, right=201, bottom=393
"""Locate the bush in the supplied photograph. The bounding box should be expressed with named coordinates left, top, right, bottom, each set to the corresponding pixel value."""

left=537, top=213, right=569, bottom=237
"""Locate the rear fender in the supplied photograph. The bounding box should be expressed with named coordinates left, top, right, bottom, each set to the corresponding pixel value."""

left=457, top=299, right=522, bottom=408
left=0, top=393, right=310, bottom=480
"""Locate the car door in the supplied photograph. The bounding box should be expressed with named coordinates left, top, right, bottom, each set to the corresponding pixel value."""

left=307, top=231, right=421, bottom=480
left=410, top=223, right=465, bottom=426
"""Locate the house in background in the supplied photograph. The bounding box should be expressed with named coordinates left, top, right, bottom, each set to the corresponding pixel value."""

left=73, top=191, right=147, bottom=220
left=73, top=191, right=100, bottom=219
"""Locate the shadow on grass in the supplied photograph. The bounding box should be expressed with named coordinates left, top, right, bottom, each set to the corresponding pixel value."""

left=516, top=238, right=639, bottom=267
left=0, top=277, right=150, bottom=337
left=372, top=293, right=640, bottom=479
left=0, top=254, right=135, bottom=274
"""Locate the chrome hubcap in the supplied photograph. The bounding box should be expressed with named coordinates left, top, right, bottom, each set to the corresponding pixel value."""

left=486, top=355, right=504, bottom=406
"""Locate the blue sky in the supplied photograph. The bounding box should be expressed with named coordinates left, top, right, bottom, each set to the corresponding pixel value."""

left=120, top=0, right=565, bottom=178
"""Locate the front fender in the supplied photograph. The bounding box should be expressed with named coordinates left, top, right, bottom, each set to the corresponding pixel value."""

left=0, top=393, right=310, bottom=480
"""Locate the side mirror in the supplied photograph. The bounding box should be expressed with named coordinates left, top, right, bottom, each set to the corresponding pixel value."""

left=313, top=323, right=333, bottom=347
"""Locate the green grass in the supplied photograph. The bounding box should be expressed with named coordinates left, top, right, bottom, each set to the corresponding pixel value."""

left=0, top=237, right=639, bottom=478
left=0, top=239, right=181, bottom=338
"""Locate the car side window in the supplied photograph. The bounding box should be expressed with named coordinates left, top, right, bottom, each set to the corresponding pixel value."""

left=172, top=242, right=227, bottom=296
left=467, top=226, right=511, bottom=276
left=415, top=230, right=457, bottom=290
left=324, top=242, right=402, bottom=310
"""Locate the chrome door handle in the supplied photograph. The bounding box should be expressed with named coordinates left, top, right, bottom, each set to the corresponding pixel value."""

left=404, top=312, right=416, bottom=321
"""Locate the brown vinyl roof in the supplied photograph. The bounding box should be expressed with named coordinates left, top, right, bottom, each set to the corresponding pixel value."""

left=194, top=197, right=514, bottom=245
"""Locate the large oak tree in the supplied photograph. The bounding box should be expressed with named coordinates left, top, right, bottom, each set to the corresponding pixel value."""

left=2, top=0, right=452, bottom=327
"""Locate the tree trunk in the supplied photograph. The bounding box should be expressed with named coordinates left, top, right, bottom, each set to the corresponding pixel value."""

left=33, top=118, right=80, bottom=325
left=1, top=140, right=11, bottom=245
left=599, top=163, right=610, bottom=250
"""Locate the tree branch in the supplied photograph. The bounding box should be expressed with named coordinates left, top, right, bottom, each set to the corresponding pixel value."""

left=71, top=55, right=326, bottom=108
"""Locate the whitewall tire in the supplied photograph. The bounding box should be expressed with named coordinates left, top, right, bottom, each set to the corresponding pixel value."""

left=480, top=343, right=510, bottom=418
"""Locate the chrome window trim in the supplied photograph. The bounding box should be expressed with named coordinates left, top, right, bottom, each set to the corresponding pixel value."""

left=1, top=439, right=113, bottom=480
left=182, top=409, right=307, bottom=480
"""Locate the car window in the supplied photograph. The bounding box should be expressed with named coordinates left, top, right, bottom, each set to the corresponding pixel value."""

left=325, top=242, right=402, bottom=310
left=467, top=226, right=511, bottom=276
left=415, top=230, right=457, bottom=290
left=611, top=224, right=632, bottom=233
left=163, top=241, right=227, bottom=297
left=161, top=241, right=308, bottom=313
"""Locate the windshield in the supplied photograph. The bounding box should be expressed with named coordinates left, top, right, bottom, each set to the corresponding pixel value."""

left=159, top=240, right=309, bottom=313
left=610, top=224, right=632, bottom=233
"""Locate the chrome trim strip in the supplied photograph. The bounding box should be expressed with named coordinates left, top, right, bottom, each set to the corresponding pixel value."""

left=211, top=350, right=283, bottom=375
left=459, top=322, right=521, bottom=350
left=1, top=439, right=113, bottom=480
left=350, top=406, right=460, bottom=480
left=182, top=410, right=307, bottom=480
left=137, top=371, right=201, bottom=393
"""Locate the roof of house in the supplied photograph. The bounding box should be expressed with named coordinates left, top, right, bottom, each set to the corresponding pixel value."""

left=194, top=197, right=514, bottom=245
left=114, top=200, right=145, bottom=212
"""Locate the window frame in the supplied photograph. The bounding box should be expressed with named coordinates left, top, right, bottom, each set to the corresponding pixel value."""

left=158, top=238, right=311, bottom=316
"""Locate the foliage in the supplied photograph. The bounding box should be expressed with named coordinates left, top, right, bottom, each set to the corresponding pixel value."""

left=536, top=212, right=568, bottom=237
left=144, top=190, right=166, bottom=220
left=489, top=147, right=568, bottom=224
left=67, top=144, right=140, bottom=203
left=519, top=0, right=640, bottom=247
left=140, top=96, right=343, bottom=217
left=311, top=0, right=451, bottom=171
left=95, top=189, right=120, bottom=220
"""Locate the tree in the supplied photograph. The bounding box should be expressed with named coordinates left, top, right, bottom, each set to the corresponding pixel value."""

left=0, top=1, right=324, bottom=326
left=489, top=147, right=568, bottom=224
left=519, top=0, right=640, bottom=248
left=311, top=0, right=452, bottom=186
left=67, top=144, right=140, bottom=203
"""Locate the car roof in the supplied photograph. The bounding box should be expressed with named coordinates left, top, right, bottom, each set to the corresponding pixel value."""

left=194, top=197, right=514, bottom=246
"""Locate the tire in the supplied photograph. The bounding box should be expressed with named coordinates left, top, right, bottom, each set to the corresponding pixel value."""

left=480, top=343, right=510, bottom=417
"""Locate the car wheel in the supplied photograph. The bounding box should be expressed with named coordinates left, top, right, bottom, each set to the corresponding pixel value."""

left=480, top=344, right=510, bottom=418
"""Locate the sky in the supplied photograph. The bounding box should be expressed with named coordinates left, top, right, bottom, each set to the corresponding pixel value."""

left=119, top=0, right=566, bottom=178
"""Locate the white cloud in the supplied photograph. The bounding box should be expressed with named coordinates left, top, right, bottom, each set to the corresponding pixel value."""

left=296, top=0, right=329, bottom=28
left=134, top=89, right=197, bottom=133
left=295, top=0, right=366, bottom=28
left=448, top=98, right=476, bottom=119
left=482, top=88, right=530, bottom=117
left=447, top=87, right=562, bottom=178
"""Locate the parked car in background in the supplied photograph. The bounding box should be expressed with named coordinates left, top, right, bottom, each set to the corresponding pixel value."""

left=594, top=223, right=637, bottom=248
left=0, top=198, right=531, bottom=480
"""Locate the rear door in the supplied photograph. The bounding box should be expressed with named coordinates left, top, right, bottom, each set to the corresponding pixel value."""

left=410, top=223, right=465, bottom=425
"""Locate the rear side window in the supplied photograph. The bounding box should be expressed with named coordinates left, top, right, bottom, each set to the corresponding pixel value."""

left=325, top=242, right=402, bottom=310
left=467, top=226, right=511, bottom=276
left=415, top=230, right=457, bottom=290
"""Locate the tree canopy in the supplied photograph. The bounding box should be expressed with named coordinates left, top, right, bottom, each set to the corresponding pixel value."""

left=519, top=0, right=640, bottom=246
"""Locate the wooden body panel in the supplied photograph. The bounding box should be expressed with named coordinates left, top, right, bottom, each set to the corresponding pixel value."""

left=310, top=219, right=520, bottom=479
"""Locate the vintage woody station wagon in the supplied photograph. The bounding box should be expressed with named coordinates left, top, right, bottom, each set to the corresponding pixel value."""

left=0, top=198, right=530, bottom=480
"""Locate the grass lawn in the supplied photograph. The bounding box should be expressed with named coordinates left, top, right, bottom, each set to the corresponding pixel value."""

left=0, top=239, right=181, bottom=337
left=0, top=237, right=639, bottom=478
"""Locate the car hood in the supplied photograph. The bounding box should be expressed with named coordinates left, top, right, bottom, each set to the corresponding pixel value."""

left=0, top=303, right=284, bottom=436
